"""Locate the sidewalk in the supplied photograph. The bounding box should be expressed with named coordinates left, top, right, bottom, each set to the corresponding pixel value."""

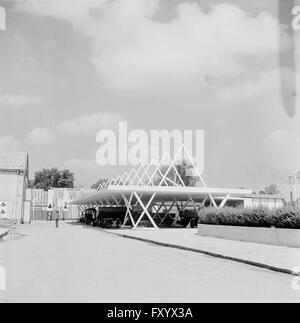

left=105, top=228, right=300, bottom=276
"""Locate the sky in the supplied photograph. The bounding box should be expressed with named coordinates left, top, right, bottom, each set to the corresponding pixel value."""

left=0, top=0, right=299, bottom=197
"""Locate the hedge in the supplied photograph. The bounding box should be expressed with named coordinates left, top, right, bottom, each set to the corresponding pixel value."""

left=198, top=207, right=300, bottom=229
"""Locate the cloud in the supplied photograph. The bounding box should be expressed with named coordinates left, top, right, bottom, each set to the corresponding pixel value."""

left=0, top=93, right=42, bottom=109
left=217, top=70, right=280, bottom=101
left=12, top=0, right=296, bottom=194
left=0, top=136, right=23, bottom=151
left=17, top=1, right=283, bottom=90
left=26, top=128, right=54, bottom=146
left=57, top=111, right=123, bottom=135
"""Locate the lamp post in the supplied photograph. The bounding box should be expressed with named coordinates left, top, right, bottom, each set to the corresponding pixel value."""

left=289, top=171, right=300, bottom=207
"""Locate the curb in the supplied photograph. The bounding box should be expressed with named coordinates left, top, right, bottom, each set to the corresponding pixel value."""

left=105, top=230, right=299, bottom=277
left=0, top=227, right=15, bottom=240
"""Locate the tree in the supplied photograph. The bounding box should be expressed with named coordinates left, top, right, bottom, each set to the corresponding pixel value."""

left=28, top=179, right=35, bottom=189
left=154, top=159, right=200, bottom=187
left=265, top=184, right=280, bottom=195
left=59, top=170, right=75, bottom=188
left=32, top=168, right=75, bottom=190
left=91, top=179, right=109, bottom=190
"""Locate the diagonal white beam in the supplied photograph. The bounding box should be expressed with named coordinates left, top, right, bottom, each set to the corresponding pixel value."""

left=219, top=194, right=230, bottom=208
left=121, top=193, right=135, bottom=227
left=133, top=192, right=157, bottom=228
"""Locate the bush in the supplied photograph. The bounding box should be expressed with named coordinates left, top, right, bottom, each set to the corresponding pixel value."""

left=198, top=207, right=300, bottom=229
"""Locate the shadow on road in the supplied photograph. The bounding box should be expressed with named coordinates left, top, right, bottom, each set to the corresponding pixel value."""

left=0, top=231, right=28, bottom=242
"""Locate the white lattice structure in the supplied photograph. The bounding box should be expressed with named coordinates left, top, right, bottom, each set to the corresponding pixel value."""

left=70, top=145, right=252, bottom=228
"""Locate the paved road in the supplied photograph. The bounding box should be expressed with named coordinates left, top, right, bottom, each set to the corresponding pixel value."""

left=0, top=222, right=299, bottom=302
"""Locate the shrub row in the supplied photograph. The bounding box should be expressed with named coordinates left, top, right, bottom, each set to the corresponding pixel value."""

left=198, top=207, right=300, bottom=229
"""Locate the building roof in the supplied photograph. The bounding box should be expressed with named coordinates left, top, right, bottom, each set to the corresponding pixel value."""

left=0, top=151, right=28, bottom=172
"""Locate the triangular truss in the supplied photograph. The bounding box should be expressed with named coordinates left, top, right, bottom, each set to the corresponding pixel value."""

left=97, top=145, right=209, bottom=190
left=85, top=145, right=220, bottom=229
left=73, top=188, right=96, bottom=212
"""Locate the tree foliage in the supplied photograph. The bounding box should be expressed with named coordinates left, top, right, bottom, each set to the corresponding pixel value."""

left=198, top=206, right=300, bottom=229
left=32, top=168, right=74, bottom=190
left=265, top=184, right=280, bottom=195
left=155, top=159, right=200, bottom=187
left=91, top=179, right=109, bottom=190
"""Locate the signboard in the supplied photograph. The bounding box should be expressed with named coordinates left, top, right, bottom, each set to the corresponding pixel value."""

left=47, top=203, right=53, bottom=212
left=0, top=201, right=8, bottom=218
left=47, top=190, right=54, bottom=210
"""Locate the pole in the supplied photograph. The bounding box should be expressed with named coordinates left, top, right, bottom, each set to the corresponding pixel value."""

left=33, top=188, right=35, bottom=222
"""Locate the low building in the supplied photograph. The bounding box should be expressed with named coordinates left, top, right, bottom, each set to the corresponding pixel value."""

left=0, top=151, right=29, bottom=223
left=26, top=187, right=95, bottom=221
left=243, top=194, right=285, bottom=209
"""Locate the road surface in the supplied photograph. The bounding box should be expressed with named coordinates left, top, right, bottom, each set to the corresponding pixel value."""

left=0, top=222, right=299, bottom=302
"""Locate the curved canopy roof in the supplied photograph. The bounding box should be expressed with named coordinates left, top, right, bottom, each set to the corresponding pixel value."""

left=69, top=185, right=252, bottom=206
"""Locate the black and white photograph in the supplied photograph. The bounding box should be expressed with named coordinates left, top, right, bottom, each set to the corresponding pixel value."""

left=0, top=0, right=300, bottom=306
